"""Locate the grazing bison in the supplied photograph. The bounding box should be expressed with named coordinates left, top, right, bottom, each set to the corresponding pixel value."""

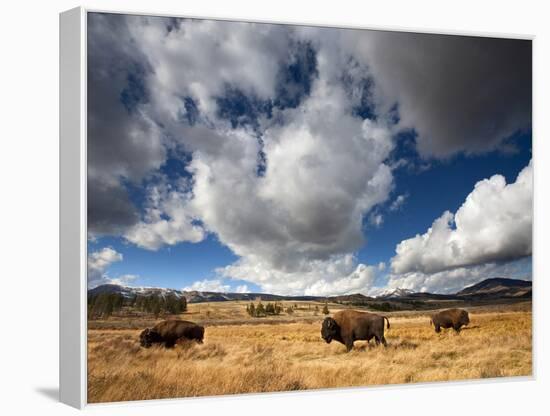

left=430, top=308, right=470, bottom=333
left=139, top=319, right=204, bottom=348
left=321, top=310, right=390, bottom=352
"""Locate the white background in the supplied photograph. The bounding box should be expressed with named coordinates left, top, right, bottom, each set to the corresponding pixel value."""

left=0, top=0, right=548, bottom=414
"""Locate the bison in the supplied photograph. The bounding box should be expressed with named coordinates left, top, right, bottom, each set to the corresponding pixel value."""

left=430, top=308, right=470, bottom=333
left=321, top=310, right=390, bottom=352
left=139, top=319, right=204, bottom=348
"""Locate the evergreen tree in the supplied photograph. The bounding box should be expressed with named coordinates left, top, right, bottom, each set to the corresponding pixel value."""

left=322, top=302, right=330, bottom=315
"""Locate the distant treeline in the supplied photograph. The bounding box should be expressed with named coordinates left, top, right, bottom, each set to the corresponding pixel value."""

left=88, top=293, right=187, bottom=319
left=246, top=301, right=283, bottom=317
left=246, top=301, right=330, bottom=317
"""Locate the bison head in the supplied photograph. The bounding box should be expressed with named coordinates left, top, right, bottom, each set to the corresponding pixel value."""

left=139, top=328, right=162, bottom=348
left=321, top=317, right=340, bottom=343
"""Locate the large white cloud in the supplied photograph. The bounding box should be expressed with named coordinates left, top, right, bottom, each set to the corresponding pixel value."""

left=391, top=160, right=532, bottom=276
left=183, top=55, right=394, bottom=294
left=123, top=19, right=396, bottom=294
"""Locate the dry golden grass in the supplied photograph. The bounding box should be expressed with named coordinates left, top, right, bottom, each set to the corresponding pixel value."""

left=87, top=304, right=532, bottom=403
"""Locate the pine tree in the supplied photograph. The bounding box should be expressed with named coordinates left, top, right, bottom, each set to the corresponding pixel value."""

left=322, top=302, right=330, bottom=315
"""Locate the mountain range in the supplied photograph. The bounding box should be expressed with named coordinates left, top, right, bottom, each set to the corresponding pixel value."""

left=89, top=277, right=531, bottom=306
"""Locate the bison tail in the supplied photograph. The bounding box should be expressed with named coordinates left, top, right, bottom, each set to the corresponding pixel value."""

left=384, top=316, right=390, bottom=329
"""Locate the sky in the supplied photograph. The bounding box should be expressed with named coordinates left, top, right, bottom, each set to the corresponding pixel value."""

left=86, top=13, right=532, bottom=296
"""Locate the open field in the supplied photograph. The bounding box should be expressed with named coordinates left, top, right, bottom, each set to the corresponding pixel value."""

left=87, top=301, right=532, bottom=403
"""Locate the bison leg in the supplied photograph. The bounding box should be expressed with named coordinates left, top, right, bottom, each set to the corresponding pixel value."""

left=345, top=339, right=354, bottom=352
left=435, top=324, right=441, bottom=333
left=453, top=324, right=462, bottom=333
left=374, top=335, right=388, bottom=347
left=164, top=340, right=175, bottom=348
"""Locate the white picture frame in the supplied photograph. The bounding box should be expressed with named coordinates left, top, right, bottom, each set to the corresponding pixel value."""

left=59, top=6, right=534, bottom=409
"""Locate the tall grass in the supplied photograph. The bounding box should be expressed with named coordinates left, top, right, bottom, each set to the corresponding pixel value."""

left=87, top=309, right=532, bottom=403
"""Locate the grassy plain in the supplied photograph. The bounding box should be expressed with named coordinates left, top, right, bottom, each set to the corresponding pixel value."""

left=87, top=301, right=532, bottom=403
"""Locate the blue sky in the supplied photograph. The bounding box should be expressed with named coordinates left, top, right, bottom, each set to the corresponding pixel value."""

left=87, top=13, right=532, bottom=295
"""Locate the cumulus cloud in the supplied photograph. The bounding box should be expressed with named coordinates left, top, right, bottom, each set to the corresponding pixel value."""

left=87, top=247, right=123, bottom=287
left=185, top=61, right=394, bottom=293
left=391, top=160, right=532, bottom=276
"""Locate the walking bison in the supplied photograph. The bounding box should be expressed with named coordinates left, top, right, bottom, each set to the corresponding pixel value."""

left=140, top=319, right=204, bottom=348
left=430, top=308, right=470, bottom=333
left=321, top=309, right=390, bottom=352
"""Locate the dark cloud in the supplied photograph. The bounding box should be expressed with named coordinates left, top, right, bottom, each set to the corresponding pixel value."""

left=358, top=32, right=532, bottom=158
left=87, top=179, right=139, bottom=235
left=87, top=13, right=165, bottom=235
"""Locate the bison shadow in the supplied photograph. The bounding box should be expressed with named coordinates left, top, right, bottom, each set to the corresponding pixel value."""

left=334, top=339, right=418, bottom=352
left=459, top=325, right=480, bottom=331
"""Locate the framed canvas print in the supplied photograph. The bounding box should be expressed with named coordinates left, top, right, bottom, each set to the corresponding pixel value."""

left=60, top=7, right=533, bottom=408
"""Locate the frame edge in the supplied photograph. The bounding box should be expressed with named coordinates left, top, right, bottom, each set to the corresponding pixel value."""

left=59, top=6, right=86, bottom=409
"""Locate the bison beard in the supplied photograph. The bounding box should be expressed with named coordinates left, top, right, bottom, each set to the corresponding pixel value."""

left=139, top=319, right=205, bottom=348
left=321, top=310, right=389, bottom=352
left=430, top=308, right=470, bottom=333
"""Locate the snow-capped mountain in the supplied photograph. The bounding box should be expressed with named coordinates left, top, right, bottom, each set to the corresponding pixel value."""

left=375, top=288, right=416, bottom=299
left=88, top=284, right=184, bottom=299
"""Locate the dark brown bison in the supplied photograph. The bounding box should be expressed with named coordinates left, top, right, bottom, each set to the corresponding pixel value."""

left=321, top=310, right=390, bottom=352
left=139, top=319, right=204, bottom=348
left=430, top=308, right=470, bottom=333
